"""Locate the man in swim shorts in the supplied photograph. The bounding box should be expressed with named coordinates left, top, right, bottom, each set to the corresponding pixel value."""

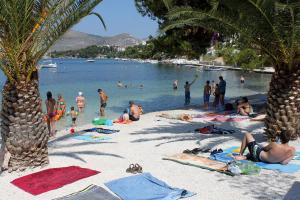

left=235, top=132, right=295, bottom=164
left=203, top=80, right=211, bottom=109
left=98, top=89, right=108, bottom=116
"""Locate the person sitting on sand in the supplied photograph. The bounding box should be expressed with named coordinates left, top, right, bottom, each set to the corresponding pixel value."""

left=235, top=132, right=295, bottom=164
left=157, top=113, right=193, bottom=121
left=76, top=91, right=85, bottom=112
left=237, top=97, right=253, bottom=116
left=114, top=109, right=130, bottom=123
left=129, top=101, right=140, bottom=121
left=138, top=105, right=144, bottom=115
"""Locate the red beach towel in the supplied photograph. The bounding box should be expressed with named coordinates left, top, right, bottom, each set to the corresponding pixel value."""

left=11, top=166, right=100, bottom=195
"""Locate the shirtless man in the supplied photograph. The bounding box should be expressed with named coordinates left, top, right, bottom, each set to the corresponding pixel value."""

left=129, top=101, right=140, bottom=121
left=98, top=89, right=108, bottom=116
left=203, top=80, right=211, bottom=109
left=184, top=74, right=198, bottom=105
left=45, top=91, right=56, bottom=136
left=235, top=132, right=295, bottom=164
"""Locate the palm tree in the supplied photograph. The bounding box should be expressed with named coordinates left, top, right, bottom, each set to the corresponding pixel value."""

left=0, top=0, right=106, bottom=172
left=164, top=0, right=300, bottom=141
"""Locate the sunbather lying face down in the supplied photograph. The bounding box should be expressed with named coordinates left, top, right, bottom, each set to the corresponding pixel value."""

left=157, top=113, right=193, bottom=121
left=235, top=132, right=295, bottom=165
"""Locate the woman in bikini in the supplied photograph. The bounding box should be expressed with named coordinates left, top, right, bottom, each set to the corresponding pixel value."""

left=237, top=97, right=252, bottom=116
left=45, top=91, right=56, bottom=137
left=56, top=94, right=66, bottom=117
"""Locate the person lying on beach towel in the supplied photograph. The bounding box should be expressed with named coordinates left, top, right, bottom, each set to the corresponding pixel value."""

left=235, top=132, right=295, bottom=165
left=157, top=113, right=192, bottom=121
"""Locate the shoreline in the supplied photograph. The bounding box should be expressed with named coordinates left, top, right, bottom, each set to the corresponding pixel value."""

left=1, top=91, right=300, bottom=200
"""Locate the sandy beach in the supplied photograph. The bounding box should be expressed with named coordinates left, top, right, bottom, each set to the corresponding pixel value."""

left=1, top=104, right=300, bottom=200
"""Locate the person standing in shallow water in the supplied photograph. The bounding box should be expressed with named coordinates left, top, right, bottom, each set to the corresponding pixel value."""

left=173, top=80, right=178, bottom=90
left=240, top=75, right=245, bottom=84
left=203, top=80, right=211, bottom=109
left=219, top=76, right=226, bottom=106
left=184, top=75, right=198, bottom=105
left=76, top=91, right=85, bottom=112
left=98, top=89, right=108, bottom=116
left=45, top=91, right=56, bottom=137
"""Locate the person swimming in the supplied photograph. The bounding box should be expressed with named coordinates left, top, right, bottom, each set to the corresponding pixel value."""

left=117, top=81, right=124, bottom=88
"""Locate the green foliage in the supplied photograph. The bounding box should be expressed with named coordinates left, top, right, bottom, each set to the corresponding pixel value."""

left=236, top=49, right=265, bottom=70
left=164, top=0, right=300, bottom=71
left=135, top=0, right=213, bottom=58
left=0, top=0, right=105, bottom=83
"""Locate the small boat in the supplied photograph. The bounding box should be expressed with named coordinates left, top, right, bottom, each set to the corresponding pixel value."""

left=39, top=60, right=57, bottom=69
left=203, top=66, right=226, bottom=71
left=86, top=59, right=96, bottom=62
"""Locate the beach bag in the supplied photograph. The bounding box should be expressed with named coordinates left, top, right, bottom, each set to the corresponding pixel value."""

left=225, top=103, right=234, bottom=111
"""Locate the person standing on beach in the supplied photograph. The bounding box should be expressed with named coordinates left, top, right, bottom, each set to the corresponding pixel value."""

left=98, top=89, right=108, bottom=116
left=219, top=76, right=226, bottom=106
left=173, top=80, right=178, bottom=90
left=45, top=91, right=56, bottom=137
left=213, top=84, right=220, bottom=108
left=184, top=75, right=198, bottom=105
left=203, top=80, right=211, bottom=109
left=76, top=91, right=85, bottom=112
left=211, top=80, right=216, bottom=94
left=240, top=75, right=245, bottom=84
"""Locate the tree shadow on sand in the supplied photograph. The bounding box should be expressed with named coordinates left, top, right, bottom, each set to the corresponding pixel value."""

left=48, top=132, right=123, bottom=163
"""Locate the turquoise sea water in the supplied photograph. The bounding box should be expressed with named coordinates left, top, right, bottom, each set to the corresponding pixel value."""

left=0, top=59, right=272, bottom=129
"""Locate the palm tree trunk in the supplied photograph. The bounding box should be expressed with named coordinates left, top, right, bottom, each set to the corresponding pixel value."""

left=0, top=78, right=49, bottom=172
left=265, top=69, right=300, bottom=140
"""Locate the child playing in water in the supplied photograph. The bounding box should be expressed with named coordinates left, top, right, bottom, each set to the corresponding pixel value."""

left=70, top=106, right=78, bottom=127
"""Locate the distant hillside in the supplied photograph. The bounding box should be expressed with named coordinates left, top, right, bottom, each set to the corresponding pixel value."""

left=49, top=30, right=142, bottom=52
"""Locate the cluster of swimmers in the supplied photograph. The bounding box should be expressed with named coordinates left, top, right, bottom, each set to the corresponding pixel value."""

left=117, top=81, right=144, bottom=89
left=45, top=88, right=144, bottom=137
left=45, top=91, right=86, bottom=136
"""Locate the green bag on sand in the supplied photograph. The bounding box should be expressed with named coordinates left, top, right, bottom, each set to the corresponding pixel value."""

left=92, top=118, right=113, bottom=126
left=237, top=161, right=261, bottom=175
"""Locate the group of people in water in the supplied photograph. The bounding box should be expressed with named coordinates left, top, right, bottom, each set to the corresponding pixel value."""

left=45, top=91, right=86, bottom=136
left=173, top=75, right=227, bottom=109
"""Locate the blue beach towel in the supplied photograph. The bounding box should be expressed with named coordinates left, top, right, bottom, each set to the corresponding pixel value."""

left=105, top=173, right=195, bottom=200
left=210, top=152, right=234, bottom=163
left=221, top=147, right=300, bottom=173
left=73, top=133, right=111, bottom=142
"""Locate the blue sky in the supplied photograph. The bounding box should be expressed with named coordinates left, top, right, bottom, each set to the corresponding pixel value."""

left=73, top=0, right=159, bottom=39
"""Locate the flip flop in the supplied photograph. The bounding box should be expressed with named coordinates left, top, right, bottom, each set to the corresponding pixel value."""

left=126, top=164, right=136, bottom=174
left=134, top=163, right=143, bottom=173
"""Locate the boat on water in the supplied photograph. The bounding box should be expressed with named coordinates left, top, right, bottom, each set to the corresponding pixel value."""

left=39, top=60, right=57, bottom=69
left=203, top=65, right=226, bottom=71
left=86, top=59, right=96, bottom=62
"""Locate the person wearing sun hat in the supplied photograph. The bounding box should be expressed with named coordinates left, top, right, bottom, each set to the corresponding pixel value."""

left=76, top=91, right=85, bottom=112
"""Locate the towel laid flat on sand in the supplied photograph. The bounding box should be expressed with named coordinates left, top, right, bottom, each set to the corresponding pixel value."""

left=53, top=184, right=120, bottom=200
left=216, top=147, right=300, bottom=173
left=163, top=153, right=233, bottom=176
left=11, top=166, right=100, bottom=195
left=83, top=128, right=120, bottom=134
left=73, top=132, right=111, bottom=142
left=105, top=173, right=195, bottom=200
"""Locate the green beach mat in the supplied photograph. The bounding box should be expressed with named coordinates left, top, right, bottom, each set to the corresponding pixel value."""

left=163, top=153, right=234, bottom=176
left=53, top=184, right=120, bottom=200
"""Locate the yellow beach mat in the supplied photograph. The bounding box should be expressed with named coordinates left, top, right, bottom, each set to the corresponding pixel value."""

left=163, top=153, right=234, bottom=176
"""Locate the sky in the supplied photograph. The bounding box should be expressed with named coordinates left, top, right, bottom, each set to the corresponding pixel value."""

left=73, top=0, right=159, bottom=39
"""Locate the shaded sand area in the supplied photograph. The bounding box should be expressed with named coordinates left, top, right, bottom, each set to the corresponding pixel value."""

left=1, top=107, right=300, bottom=200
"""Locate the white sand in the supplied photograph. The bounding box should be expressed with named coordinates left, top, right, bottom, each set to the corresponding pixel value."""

left=1, top=108, right=300, bottom=200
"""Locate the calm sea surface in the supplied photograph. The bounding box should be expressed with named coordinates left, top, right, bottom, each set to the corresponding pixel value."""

left=0, top=59, right=272, bottom=129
